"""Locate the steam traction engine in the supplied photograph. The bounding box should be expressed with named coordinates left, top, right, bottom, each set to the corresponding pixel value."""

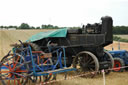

left=29, top=16, right=114, bottom=75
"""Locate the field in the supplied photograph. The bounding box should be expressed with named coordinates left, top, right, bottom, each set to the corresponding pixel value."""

left=24, top=72, right=128, bottom=85
left=105, top=34, right=128, bottom=51
left=105, top=41, right=128, bottom=51
left=115, top=35, right=128, bottom=40
left=0, top=29, right=54, bottom=59
left=0, top=30, right=128, bottom=85
left=57, top=72, right=128, bottom=85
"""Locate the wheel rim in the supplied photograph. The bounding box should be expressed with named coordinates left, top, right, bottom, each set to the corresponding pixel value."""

left=114, top=60, right=121, bottom=71
left=0, top=54, right=28, bottom=85
left=73, top=51, right=99, bottom=78
left=103, top=51, right=114, bottom=74
left=104, top=51, right=114, bottom=68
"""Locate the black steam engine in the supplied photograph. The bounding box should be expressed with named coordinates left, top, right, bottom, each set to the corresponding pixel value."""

left=30, top=16, right=113, bottom=75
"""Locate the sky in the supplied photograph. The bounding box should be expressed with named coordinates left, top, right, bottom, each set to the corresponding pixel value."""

left=0, top=0, right=128, bottom=27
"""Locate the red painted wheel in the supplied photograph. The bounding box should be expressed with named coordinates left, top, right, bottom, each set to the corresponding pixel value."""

left=0, top=53, right=29, bottom=85
left=113, top=58, right=124, bottom=72
left=114, top=60, right=121, bottom=71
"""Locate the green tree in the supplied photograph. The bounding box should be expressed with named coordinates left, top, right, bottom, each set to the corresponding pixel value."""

left=113, top=26, right=128, bottom=34
left=41, top=25, right=47, bottom=29
left=13, top=26, right=18, bottom=29
left=19, top=23, right=30, bottom=29
left=31, top=26, right=35, bottom=29
left=8, top=25, right=13, bottom=28
left=0, top=26, right=3, bottom=28
left=41, top=24, right=59, bottom=29
left=36, top=27, right=40, bottom=29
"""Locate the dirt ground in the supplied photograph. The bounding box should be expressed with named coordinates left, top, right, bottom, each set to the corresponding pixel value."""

left=105, top=41, right=128, bottom=51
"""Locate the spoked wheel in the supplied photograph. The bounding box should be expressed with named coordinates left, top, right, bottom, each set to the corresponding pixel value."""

left=0, top=53, right=29, bottom=85
left=73, top=51, right=99, bottom=78
left=113, top=58, right=124, bottom=72
left=103, top=51, right=114, bottom=74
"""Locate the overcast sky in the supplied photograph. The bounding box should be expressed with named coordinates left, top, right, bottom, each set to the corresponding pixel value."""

left=0, top=0, right=128, bottom=27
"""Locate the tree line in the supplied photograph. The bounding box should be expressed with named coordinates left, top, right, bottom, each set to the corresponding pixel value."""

left=113, top=26, right=128, bottom=34
left=0, top=23, right=60, bottom=29
left=1, top=23, right=128, bottom=35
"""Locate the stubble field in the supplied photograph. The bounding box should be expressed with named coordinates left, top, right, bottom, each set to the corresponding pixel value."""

left=0, top=29, right=53, bottom=59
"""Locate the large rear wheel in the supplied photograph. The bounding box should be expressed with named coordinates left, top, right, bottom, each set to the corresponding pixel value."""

left=73, top=51, right=99, bottom=78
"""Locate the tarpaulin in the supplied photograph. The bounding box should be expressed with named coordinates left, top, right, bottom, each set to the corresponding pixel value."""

left=27, top=28, right=68, bottom=42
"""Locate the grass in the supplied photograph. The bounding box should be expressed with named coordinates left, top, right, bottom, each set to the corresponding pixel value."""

left=24, top=72, right=128, bottom=85
left=1, top=72, right=128, bottom=85
left=49, top=72, right=128, bottom=85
